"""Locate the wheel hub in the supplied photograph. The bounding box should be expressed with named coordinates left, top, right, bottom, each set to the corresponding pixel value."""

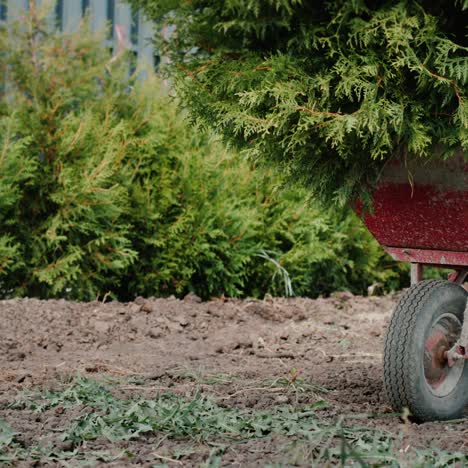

left=423, top=313, right=464, bottom=397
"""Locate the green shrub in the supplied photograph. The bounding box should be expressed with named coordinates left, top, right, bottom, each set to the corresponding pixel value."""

left=0, top=5, right=406, bottom=301
left=0, top=6, right=138, bottom=298
left=118, top=103, right=407, bottom=299
left=130, top=0, right=467, bottom=206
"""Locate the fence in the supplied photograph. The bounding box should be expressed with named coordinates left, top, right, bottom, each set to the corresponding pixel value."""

left=0, top=0, right=158, bottom=70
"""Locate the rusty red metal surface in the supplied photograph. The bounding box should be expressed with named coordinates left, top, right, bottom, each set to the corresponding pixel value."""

left=385, top=247, right=468, bottom=267
left=362, top=151, right=467, bottom=268
left=448, top=269, right=468, bottom=284
left=424, top=329, right=449, bottom=389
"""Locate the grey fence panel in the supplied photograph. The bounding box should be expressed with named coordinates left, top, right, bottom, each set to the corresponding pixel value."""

left=2, top=0, right=158, bottom=71
left=6, top=0, right=29, bottom=19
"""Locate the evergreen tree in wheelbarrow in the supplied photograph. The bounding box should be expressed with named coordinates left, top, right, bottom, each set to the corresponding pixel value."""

left=131, top=0, right=468, bottom=421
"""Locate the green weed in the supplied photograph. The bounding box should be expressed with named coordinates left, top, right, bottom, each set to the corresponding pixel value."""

left=3, top=376, right=468, bottom=466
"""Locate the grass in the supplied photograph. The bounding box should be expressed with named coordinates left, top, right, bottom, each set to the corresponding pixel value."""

left=2, top=375, right=468, bottom=466
left=0, top=415, right=123, bottom=465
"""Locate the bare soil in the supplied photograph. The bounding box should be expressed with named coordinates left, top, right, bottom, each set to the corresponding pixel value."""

left=1, top=292, right=467, bottom=466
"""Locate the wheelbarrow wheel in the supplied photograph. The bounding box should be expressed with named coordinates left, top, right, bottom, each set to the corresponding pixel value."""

left=383, top=279, right=468, bottom=422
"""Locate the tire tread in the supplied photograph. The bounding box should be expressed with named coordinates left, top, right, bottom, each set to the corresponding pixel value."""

left=383, top=279, right=461, bottom=421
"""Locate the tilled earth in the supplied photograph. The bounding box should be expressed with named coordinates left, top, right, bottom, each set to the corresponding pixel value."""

left=1, top=292, right=467, bottom=466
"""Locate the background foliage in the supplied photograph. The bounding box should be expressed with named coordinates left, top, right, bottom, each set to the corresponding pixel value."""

left=0, top=5, right=406, bottom=301
left=130, top=0, right=467, bottom=205
left=0, top=7, right=139, bottom=299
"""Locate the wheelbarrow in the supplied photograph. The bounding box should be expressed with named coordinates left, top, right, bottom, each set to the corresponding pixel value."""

left=361, top=149, right=468, bottom=422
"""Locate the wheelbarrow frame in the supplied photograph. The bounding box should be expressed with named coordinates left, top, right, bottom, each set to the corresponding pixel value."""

left=361, top=149, right=468, bottom=285
left=362, top=150, right=468, bottom=421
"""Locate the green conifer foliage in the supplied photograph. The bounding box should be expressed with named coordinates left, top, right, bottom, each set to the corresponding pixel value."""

left=0, top=4, right=137, bottom=298
left=0, top=4, right=406, bottom=300
left=130, top=0, right=467, bottom=204
left=118, top=98, right=406, bottom=300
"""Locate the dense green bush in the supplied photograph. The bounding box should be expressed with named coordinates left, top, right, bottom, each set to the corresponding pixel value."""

left=119, top=105, right=407, bottom=299
left=130, top=0, right=467, bottom=205
left=0, top=7, right=139, bottom=299
left=0, top=6, right=406, bottom=301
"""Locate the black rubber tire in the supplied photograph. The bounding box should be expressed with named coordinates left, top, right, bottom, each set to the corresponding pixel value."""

left=383, top=279, right=468, bottom=422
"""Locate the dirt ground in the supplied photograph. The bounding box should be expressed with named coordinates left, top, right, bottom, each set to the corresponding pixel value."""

left=1, top=292, right=467, bottom=466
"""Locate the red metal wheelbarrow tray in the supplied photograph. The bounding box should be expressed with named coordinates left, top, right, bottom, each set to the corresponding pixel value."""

left=361, top=150, right=467, bottom=271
